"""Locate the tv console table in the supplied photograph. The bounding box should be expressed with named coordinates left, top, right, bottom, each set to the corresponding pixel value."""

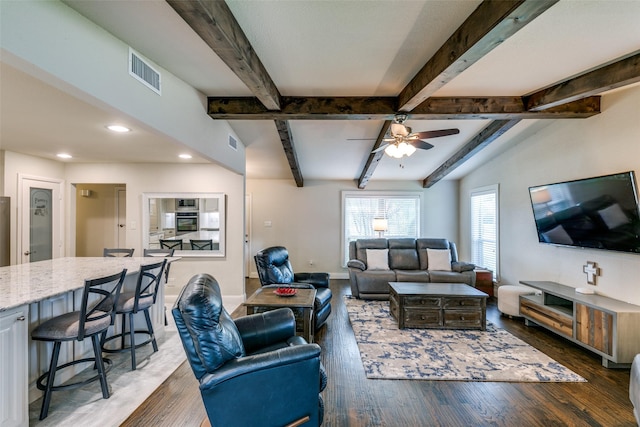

left=519, top=280, right=640, bottom=368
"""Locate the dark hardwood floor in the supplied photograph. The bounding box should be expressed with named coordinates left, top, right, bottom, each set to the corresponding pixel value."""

left=122, top=279, right=636, bottom=426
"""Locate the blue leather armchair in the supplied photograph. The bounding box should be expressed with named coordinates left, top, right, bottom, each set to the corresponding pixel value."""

left=254, top=246, right=332, bottom=330
left=173, top=273, right=326, bottom=427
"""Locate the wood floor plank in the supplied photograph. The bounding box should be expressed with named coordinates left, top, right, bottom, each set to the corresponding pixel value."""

left=122, top=279, right=636, bottom=426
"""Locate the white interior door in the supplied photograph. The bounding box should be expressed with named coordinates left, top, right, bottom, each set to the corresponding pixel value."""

left=19, top=175, right=63, bottom=263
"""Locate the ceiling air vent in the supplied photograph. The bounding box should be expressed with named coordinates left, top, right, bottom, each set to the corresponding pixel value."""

left=128, top=48, right=161, bottom=95
left=228, top=135, right=238, bottom=151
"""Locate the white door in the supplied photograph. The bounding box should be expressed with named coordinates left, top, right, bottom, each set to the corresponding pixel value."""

left=115, top=187, right=127, bottom=247
left=19, top=175, right=63, bottom=264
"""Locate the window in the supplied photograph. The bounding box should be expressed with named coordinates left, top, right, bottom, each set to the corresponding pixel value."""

left=342, top=191, right=421, bottom=265
left=470, top=185, right=499, bottom=280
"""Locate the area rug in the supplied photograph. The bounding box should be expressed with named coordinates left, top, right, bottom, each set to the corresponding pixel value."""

left=344, top=296, right=586, bottom=382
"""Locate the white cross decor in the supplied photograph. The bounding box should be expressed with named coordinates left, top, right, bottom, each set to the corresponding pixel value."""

left=583, top=261, right=601, bottom=285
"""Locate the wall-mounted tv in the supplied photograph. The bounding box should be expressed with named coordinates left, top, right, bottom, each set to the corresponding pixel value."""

left=528, top=171, right=640, bottom=254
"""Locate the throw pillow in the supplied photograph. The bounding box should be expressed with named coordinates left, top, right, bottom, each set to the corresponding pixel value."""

left=426, top=248, right=452, bottom=271
left=366, top=249, right=389, bottom=270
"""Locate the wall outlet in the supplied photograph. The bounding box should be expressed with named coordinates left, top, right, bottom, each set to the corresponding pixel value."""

left=308, top=260, right=313, bottom=266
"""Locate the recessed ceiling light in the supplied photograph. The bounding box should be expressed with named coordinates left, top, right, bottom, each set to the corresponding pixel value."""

left=106, top=124, right=131, bottom=133
left=179, top=154, right=192, bottom=159
left=57, top=153, right=72, bottom=159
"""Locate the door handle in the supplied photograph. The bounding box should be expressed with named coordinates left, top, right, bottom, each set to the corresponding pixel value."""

left=24, top=250, right=31, bottom=256
left=119, top=224, right=125, bottom=228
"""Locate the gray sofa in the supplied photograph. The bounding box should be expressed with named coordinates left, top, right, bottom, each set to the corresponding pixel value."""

left=347, top=238, right=476, bottom=300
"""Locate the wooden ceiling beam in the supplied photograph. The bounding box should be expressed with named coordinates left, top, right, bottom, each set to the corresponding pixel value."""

left=167, top=0, right=281, bottom=110
left=397, top=0, right=559, bottom=111
left=422, top=119, right=521, bottom=188
left=357, top=121, right=392, bottom=189
left=274, top=120, right=304, bottom=187
left=208, top=96, right=600, bottom=120
left=524, top=52, right=640, bottom=111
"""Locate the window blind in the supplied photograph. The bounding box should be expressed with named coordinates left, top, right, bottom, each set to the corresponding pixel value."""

left=471, top=186, right=498, bottom=279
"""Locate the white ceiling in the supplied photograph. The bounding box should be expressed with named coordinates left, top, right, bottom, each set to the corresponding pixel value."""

left=2, top=0, right=639, bottom=183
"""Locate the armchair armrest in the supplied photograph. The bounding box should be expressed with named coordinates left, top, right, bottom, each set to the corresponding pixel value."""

left=452, top=261, right=475, bottom=272
left=234, top=308, right=296, bottom=354
left=294, top=272, right=330, bottom=288
left=347, top=259, right=366, bottom=271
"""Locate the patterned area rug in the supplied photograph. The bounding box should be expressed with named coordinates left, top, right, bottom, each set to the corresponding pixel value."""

left=345, top=296, right=586, bottom=382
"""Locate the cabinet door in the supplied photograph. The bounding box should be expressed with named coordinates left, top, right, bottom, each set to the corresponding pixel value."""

left=575, top=303, right=613, bottom=356
left=0, top=306, right=29, bottom=427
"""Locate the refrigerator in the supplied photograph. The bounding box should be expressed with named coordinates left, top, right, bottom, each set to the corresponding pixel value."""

left=0, top=197, right=9, bottom=267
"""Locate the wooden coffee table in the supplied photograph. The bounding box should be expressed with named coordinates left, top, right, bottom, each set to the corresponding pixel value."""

left=389, top=282, right=488, bottom=330
left=243, top=287, right=316, bottom=343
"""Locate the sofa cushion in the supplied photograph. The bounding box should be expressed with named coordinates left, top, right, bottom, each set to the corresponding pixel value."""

left=354, top=270, right=397, bottom=294
left=427, top=248, right=452, bottom=271
left=355, top=238, right=388, bottom=262
left=366, top=249, right=389, bottom=270
left=395, top=270, right=430, bottom=282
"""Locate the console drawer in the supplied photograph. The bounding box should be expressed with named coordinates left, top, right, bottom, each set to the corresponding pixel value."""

left=444, top=309, right=483, bottom=328
left=404, top=308, right=441, bottom=328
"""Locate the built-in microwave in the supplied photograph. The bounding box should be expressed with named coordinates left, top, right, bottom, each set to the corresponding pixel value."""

left=175, top=198, right=199, bottom=211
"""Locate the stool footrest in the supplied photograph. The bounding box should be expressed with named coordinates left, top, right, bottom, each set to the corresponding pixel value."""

left=36, top=357, right=113, bottom=392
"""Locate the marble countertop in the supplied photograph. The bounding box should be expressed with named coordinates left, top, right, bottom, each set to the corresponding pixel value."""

left=0, top=257, right=177, bottom=312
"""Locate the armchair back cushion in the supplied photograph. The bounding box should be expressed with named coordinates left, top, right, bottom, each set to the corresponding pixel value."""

left=255, top=246, right=295, bottom=285
left=173, top=273, right=244, bottom=378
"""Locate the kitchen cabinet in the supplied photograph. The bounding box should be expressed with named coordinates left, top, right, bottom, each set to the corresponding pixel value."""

left=0, top=305, right=28, bottom=427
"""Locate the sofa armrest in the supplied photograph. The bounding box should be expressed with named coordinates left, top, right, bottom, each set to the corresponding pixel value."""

left=234, top=308, right=296, bottom=354
left=451, top=261, right=475, bottom=272
left=347, top=259, right=366, bottom=271
left=294, top=272, right=330, bottom=288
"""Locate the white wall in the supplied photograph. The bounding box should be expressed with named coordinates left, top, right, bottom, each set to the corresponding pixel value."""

left=246, top=179, right=459, bottom=278
left=459, top=84, right=640, bottom=305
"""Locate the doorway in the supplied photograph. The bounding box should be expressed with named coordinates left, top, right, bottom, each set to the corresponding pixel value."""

left=75, top=184, right=127, bottom=256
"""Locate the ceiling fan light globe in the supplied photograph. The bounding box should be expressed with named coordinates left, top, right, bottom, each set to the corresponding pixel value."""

left=406, top=144, right=417, bottom=156
left=384, top=144, right=398, bottom=157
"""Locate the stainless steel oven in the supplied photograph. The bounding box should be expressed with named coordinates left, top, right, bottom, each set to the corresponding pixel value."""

left=175, top=212, right=198, bottom=234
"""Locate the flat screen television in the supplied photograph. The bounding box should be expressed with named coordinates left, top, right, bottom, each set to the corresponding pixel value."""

left=528, top=171, right=640, bottom=254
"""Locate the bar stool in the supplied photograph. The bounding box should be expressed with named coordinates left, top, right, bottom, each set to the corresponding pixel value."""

left=101, top=259, right=167, bottom=370
left=160, top=239, right=182, bottom=250
left=143, top=248, right=175, bottom=326
left=103, top=248, right=135, bottom=257
left=31, top=269, right=127, bottom=420
left=190, top=239, right=213, bottom=250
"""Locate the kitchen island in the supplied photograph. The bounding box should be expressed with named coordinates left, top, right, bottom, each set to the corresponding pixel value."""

left=0, top=257, right=177, bottom=427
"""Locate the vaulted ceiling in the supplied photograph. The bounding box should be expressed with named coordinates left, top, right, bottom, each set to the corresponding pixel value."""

left=2, top=1, right=639, bottom=187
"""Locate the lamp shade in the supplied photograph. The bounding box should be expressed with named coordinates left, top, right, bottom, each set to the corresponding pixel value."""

left=531, top=188, right=552, bottom=204
left=372, top=218, right=388, bottom=232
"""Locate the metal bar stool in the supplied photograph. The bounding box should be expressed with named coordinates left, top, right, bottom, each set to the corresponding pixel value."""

left=190, top=239, right=213, bottom=250
left=160, top=239, right=183, bottom=250
left=103, top=248, right=135, bottom=257
left=31, top=269, right=127, bottom=420
left=101, top=259, right=167, bottom=370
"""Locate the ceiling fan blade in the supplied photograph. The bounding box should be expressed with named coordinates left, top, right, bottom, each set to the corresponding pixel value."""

left=410, top=140, right=434, bottom=150
left=372, top=143, right=390, bottom=153
left=413, top=128, right=460, bottom=139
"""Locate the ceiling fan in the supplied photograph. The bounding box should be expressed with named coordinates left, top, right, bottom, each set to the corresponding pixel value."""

left=372, top=114, right=460, bottom=158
